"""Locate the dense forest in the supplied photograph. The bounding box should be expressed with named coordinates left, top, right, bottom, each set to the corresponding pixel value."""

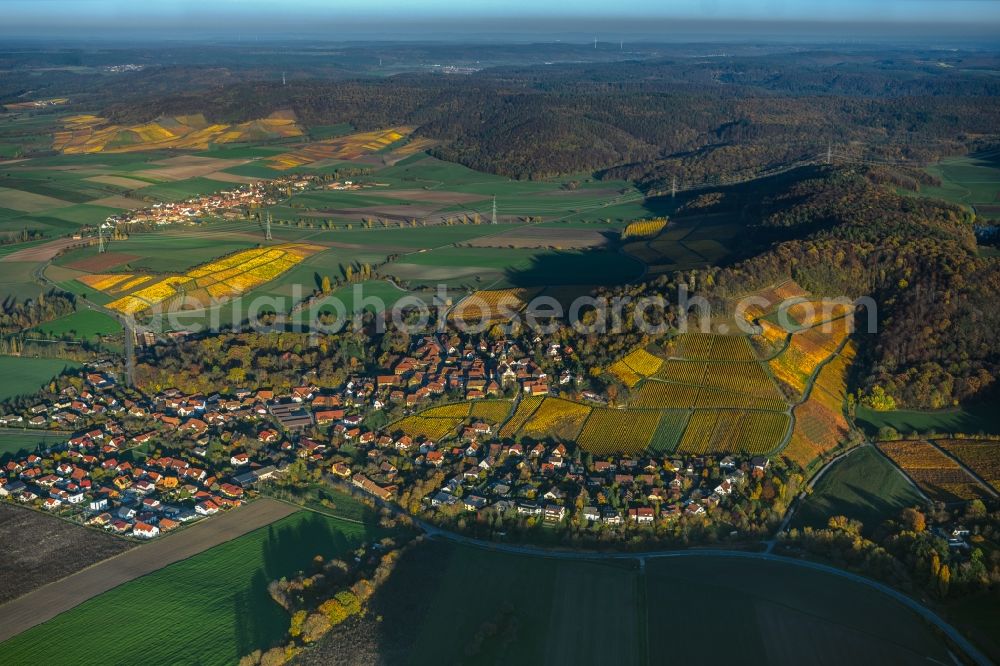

left=703, top=167, right=999, bottom=408
left=103, top=74, right=999, bottom=184
left=6, top=46, right=991, bottom=184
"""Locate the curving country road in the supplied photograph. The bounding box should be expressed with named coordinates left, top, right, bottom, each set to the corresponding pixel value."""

left=327, top=479, right=991, bottom=666
left=418, top=522, right=991, bottom=666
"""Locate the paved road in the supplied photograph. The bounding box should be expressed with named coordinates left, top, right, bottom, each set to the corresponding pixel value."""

left=0, top=498, right=298, bottom=643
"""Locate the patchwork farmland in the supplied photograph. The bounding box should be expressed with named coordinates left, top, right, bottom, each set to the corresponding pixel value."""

left=76, top=243, right=323, bottom=315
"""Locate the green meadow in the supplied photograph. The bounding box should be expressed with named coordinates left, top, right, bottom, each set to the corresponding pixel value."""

left=919, top=151, right=1000, bottom=220
left=857, top=403, right=1000, bottom=437
left=0, top=429, right=69, bottom=457
left=0, top=356, right=81, bottom=401
left=0, top=510, right=378, bottom=666
left=346, top=541, right=955, bottom=666
left=30, top=309, right=122, bottom=339
left=790, top=446, right=924, bottom=534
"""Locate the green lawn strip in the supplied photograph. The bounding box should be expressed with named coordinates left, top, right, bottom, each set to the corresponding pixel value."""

left=647, top=409, right=691, bottom=454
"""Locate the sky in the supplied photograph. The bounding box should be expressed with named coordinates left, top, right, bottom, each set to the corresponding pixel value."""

left=2, top=0, right=998, bottom=39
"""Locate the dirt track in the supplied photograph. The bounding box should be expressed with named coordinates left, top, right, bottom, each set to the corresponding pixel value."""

left=0, top=498, right=298, bottom=643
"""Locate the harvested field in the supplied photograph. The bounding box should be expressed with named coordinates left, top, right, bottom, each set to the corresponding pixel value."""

left=137, top=156, right=249, bottom=181
left=0, top=503, right=132, bottom=605
left=84, top=175, right=152, bottom=189
left=0, top=498, right=299, bottom=644
left=2, top=237, right=90, bottom=263
left=376, top=189, right=484, bottom=204
left=465, top=226, right=610, bottom=249
left=315, top=204, right=439, bottom=220
left=203, top=171, right=261, bottom=184
left=86, top=195, right=141, bottom=209
left=0, top=186, right=70, bottom=212
left=65, top=252, right=138, bottom=272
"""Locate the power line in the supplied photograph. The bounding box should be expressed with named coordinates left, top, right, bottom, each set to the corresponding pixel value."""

left=265, top=211, right=272, bottom=240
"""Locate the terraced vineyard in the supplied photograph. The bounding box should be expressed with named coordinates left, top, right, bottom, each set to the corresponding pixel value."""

left=518, top=397, right=591, bottom=441
left=621, top=217, right=668, bottom=239
left=389, top=414, right=465, bottom=440
left=632, top=380, right=701, bottom=409
left=52, top=112, right=302, bottom=153
left=576, top=408, right=662, bottom=455
left=648, top=410, right=691, bottom=453
left=421, top=403, right=473, bottom=419
left=877, top=440, right=992, bottom=502
left=782, top=342, right=856, bottom=468
left=498, top=396, right=545, bottom=438
left=676, top=409, right=790, bottom=455
left=768, top=316, right=853, bottom=399
left=608, top=347, right=663, bottom=388
left=469, top=399, right=513, bottom=424
left=449, top=287, right=541, bottom=326
left=932, top=439, right=1000, bottom=492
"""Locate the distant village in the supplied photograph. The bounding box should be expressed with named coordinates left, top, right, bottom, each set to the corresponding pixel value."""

left=100, top=175, right=321, bottom=229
